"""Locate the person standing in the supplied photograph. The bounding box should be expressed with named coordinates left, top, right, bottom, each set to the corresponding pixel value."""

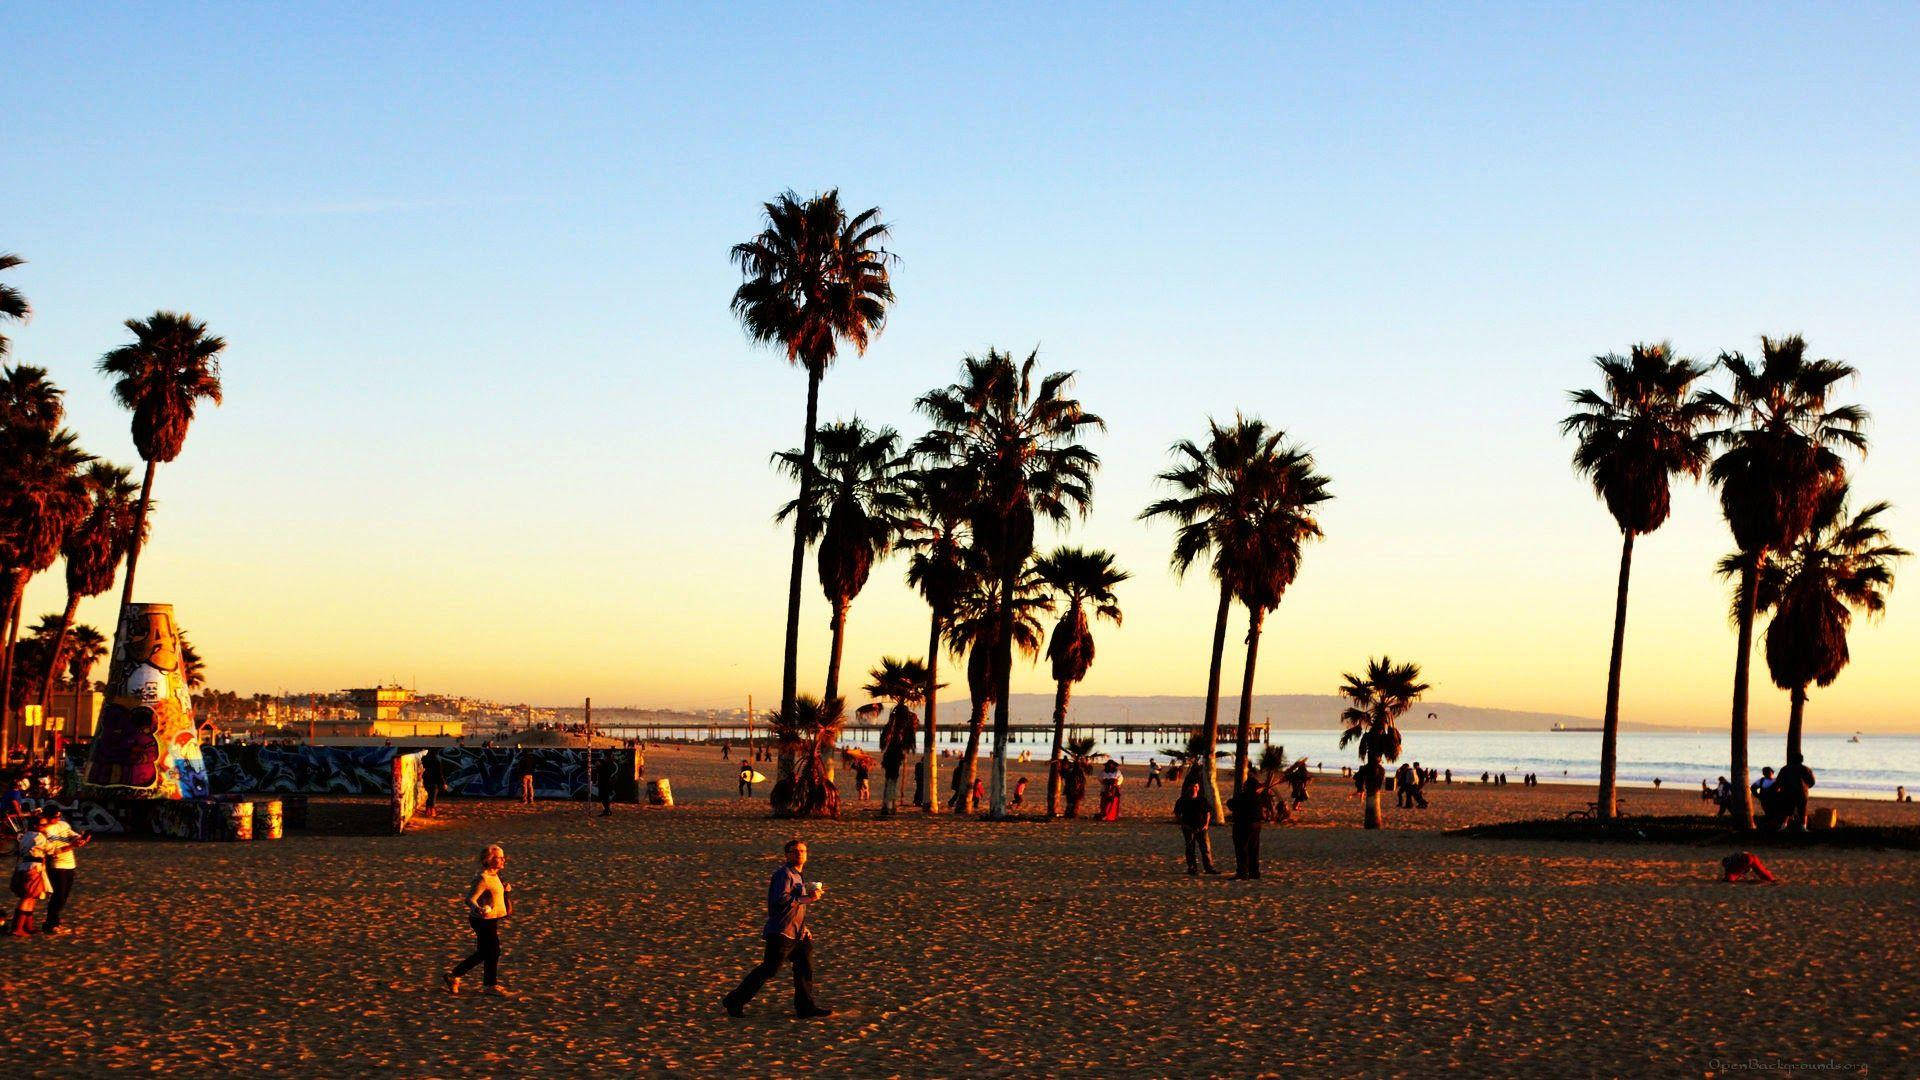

left=1010, top=775, right=1028, bottom=809
left=1099, top=762, right=1124, bottom=822
left=36, top=807, right=88, bottom=935
left=1173, top=781, right=1219, bottom=877
left=739, top=762, right=755, bottom=798
left=513, top=753, right=536, bottom=805
left=1146, top=760, right=1162, bottom=788
left=422, top=750, right=445, bottom=817
left=7, top=814, right=54, bottom=936
left=445, top=844, right=513, bottom=995
left=723, top=839, right=832, bottom=1019
left=1775, top=754, right=1816, bottom=830
left=1227, top=780, right=1263, bottom=880
left=595, top=753, right=617, bottom=817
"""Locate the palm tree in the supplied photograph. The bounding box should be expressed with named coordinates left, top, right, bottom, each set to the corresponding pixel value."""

left=1140, top=416, right=1289, bottom=821
left=902, top=466, right=973, bottom=811
left=942, top=562, right=1048, bottom=814
left=1753, top=496, right=1906, bottom=764
left=1337, top=656, right=1430, bottom=829
left=769, top=694, right=846, bottom=818
left=1225, top=434, right=1331, bottom=799
left=1033, top=546, right=1127, bottom=817
left=916, top=349, right=1102, bottom=818
left=63, top=624, right=107, bottom=690
left=731, top=191, right=895, bottom=768
left=97, top=312, right=226, bottom=635
left=38, top=462, right=141, bottom=708
left=0, top=423, right=91, bottom=761
left=1, top=365, right=63, bottom=431
left=1703, top=336, right=1865, bottom=828
left=0, top=254, right=27, bottom=359
left=864, top=655, right=935, bottom=815
left=1561, top=343, right=1715, bottom=820
left=0, top=364, right=66, bottom=758
left=180, top=634, right=206, bottom=690
left=775, top=419, right=911, bottom=704
left=1058, top=735, right=1100, bottom=817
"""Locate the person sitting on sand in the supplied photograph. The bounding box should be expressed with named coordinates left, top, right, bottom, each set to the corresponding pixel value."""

left=446, top=844, right=514, bottom=996
left=723, top=839, right=832, bottom=1020
left=1173, top=781, right=1219, bottom=877
left=1721, top=851, right=1777, bottom=883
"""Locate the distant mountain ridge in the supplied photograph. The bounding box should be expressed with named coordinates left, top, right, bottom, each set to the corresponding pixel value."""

left=1002, top=694, right=1686, bottom=733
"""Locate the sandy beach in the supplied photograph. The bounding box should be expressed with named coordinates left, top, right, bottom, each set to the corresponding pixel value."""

left=4, top=746, right=1915, bottom=1077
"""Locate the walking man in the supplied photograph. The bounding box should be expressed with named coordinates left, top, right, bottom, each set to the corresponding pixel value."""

left=723, top=839, right=832, bottom=1019
left=37, top=807, right=88, bottom=935
left=1227, top=779, right=1262, bottom=880
left=739, top=762, right=755, bottom=797
left=595, top=753, right=617, bottom=817
left=1173, top=781, right=1218, bottom=877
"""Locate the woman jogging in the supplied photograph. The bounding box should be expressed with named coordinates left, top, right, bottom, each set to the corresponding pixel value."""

left=445, top=844, right=514, bottom=995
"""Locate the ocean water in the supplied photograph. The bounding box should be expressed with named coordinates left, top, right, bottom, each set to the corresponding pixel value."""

left=835, top=728, right=1920, bottom=800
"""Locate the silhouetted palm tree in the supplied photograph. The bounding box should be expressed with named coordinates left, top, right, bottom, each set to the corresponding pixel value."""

left=1224, top=434, right=1331, bottom=798
left=1033, top=546, right=1127, bottom=817
left=864, top=655, right=934, bottom=815
left=1751, top=495, right=1906, bottom=763
left=1140, top=416, right=1287, bottom=821
left=0, top=421, right=91, bottom=761
left=1337, top=656, right=1430, bottom=829
left=1058, top=735, right=1100, bottom=817
left=39, top=462, right=141, bottom=708
left=63, top=624, right=107, bottom=690
left=916, top=349, right=1102, bottom=818
left=97, top=312, right=226, bottom=634
left=180, top=634, right=206, bottom=690
left=943, top=562, right=1048, bottom=814
left=902, top=466, right=973, bottom=811
left=770, top=694, right=845, bottom=818
left=1703, top=336, right=1865, bottom=828
left=1561, top=343, right=1715, bottom=819
left=0, top=254, right=27, bottom=359
left=776, top=419, right=911, bottom=704
left=731, top=191, right=895, bottom=761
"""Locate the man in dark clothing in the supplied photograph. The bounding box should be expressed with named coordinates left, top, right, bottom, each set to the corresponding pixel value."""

left=724, top=839, right=831, bottom=1019
left=1173, top=782, right=1218, bottom=877
left=595, top=753, right=617, bottom=816
left=1227, top=781, right=1263, bottom=879
left=422, top=751, right=444, bottom=816
left=1774, top=755, right=1816, bottom=830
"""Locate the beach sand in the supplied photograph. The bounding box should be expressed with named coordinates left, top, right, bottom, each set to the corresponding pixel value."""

left=4, top=746, right=1915, bottom=1077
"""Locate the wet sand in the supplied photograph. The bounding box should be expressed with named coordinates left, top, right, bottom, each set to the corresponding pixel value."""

left=4, top=746, right=1915, bottom=1077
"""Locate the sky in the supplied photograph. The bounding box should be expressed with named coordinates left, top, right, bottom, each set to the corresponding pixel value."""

left=8, top=4, right=1919, bottom=731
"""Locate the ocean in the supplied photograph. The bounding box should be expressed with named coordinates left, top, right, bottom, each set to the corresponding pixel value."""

left=836, top=727, right=1920, bottom=800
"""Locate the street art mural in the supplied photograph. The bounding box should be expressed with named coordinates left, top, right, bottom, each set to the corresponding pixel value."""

left=197, top=745, right=640, bottom=801
left=85, top=604, right=207, bottom=799
left=392, top=751, right=427, bottom=834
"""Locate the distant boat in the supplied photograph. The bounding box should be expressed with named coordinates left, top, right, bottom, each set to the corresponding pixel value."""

left=1848, top=733, right=1862, bottom=743
left=1550, top=722, right=1604, bottom=733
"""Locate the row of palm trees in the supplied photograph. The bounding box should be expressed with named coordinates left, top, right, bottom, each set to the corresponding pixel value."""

left=1563, top=337, right=1904, bottom=828
left=0, top=253, right=226, bottom=761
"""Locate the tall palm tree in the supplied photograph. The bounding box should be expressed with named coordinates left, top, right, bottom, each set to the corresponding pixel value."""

left=1033, top=545, right=1127, bottom=817
left=0, top=254, right=27, bottom=359
left=864, top=655, right=935, bottom=815
left=0, top=423, right=91, bottom=761
left=916, top=349, right=1102, bottom=818
left=1703, top=336, right=1865, bottom=828
left=1560, top=343, right=1715, bottom=820
left=63, top=624, right=107, bottom=690
left=775, top=419, right=911, bottom=704
left=1337, top=656, right=1430, bottom=829
left=97, top=311, right=226, bottom=635
left=902, top=466, right=973, bottom=811
left=1140, top=416, right=1288, bottom=821
left=39, top=462, right=141, bottom=708
left=731, top=191, right=895, bottom=765
left=1752, top=496, right=1906, bottom=763
left=942, top=562, right=1048, bottom=814
left=1225, top=435, right=1331, bottom=798
left=0, top=365, right=66, bottom=748
left=769, top=694, right=845, bottom=818
left=1, top=365, right=63, bottom=431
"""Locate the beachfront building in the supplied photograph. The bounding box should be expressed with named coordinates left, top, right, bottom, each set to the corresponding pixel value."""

left=301, top=685, right=465, bottom=740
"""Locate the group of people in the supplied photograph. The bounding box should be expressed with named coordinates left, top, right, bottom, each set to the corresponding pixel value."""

left=6, top=804, right=87, bottom=938
left=1709, top=756, right=1818, bottom=829
left=1391, top=763, right=1431, bottom=808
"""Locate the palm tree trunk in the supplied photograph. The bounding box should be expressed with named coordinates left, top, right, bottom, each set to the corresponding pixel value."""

left=921, top=610, right=942, bottom=812
left=1727, top=552, right=1760, bottom=830
left=1597, top=530, right=1634, bottom=822
left=0, top=573, right=20, bottom=762
left=956, top=691, right=988, bottom=813
left=988, top=596, right=1014, bottom=820
left=1046, top=676, right=1071, bottom=817
left=775, top=370, right=823, bottom=810
left=1198, top=580, right=1233, bottom=821
left=1363, top=753, right=1383, bottom=829
left=116, top=459, right=158, bottom=639
left=1786, top=684, right=1807, bottom=765
left=1233, top=604, right=1266, bottom=797
left=823, top=596, right=848, bottom=706
left=37, top=590, right=81, bottom=710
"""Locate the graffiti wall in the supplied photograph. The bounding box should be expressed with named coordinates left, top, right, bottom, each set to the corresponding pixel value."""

left=84, top=604, right=208, bottom=799
left=392, top=751, right=427, bottom=834
left=196, top=745, right=640, bottom=801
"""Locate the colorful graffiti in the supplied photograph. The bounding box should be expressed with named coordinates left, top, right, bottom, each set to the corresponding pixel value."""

left=196, top=745, right=640, bottom=801
left=392, top=751, right=427, bottom=834
left=85, top=604, right=207, bottom=799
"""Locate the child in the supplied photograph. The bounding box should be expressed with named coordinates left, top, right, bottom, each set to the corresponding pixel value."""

left=1721, top=851, right=1777, bottom=883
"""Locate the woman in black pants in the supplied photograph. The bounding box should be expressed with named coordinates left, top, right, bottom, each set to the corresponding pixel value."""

left=445, top=844, right=513, bottom=996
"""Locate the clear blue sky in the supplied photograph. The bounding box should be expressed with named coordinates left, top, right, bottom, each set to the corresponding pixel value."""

left=10, top=4, right=1919, bottom=729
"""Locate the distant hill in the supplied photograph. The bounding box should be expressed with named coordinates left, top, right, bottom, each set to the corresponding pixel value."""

left=1002, top=694, right=1687, bottom=733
